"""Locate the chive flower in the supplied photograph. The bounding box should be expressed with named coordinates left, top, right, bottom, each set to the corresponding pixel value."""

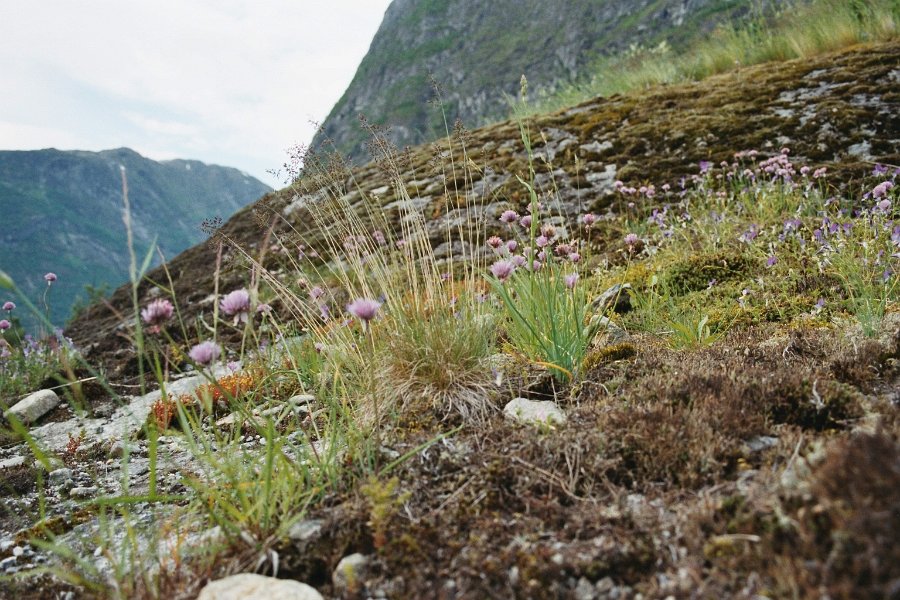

left=0, top=319, right=10, bottom=331
left=141, top=298, right=174, bottom=333
left=490, top=260, right=516, bottom=282
left=2, top=302, right=13, bottom=312
left=346, top=298, right=381, bottom=323
left=44, top=272, right=57, bottom=284
left=220, top=289, right=251, bottom=324
left=189, top=341, right=221, bottom=366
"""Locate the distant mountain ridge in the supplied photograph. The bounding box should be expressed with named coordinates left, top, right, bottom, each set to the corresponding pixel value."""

left=0, top=147, right=271, bottom=330
left=312, top=0, right=772, bottom=163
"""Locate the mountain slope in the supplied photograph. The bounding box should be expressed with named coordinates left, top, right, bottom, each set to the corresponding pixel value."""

left=0, top=148, right=271, bottom=329
left=311, top=0, right=770, bottom=163
left=66, top=41, right=899, bottom=380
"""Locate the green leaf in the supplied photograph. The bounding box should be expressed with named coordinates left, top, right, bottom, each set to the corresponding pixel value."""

left=0, top=269, right=13, bottom=290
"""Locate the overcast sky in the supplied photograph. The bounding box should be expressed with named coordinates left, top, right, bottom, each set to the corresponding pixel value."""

left=0, top=1, right=394, bottom=188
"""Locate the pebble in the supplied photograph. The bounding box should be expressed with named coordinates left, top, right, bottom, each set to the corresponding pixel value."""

left=69, top=486, right=99, bottom=499
left=49, top=468, right=73, bottom=486
left=197, top=573, right=322, bottom=600
left=333, top=553, right=370, bottom=594
left=0, top=456, right=25, bottom=470
left=503, top=397, right=567, bottom=426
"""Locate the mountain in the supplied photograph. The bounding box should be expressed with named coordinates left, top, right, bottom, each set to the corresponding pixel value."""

left=311, top=0, right=772, bottom=163
left=0, top=148, right=271, bottom=330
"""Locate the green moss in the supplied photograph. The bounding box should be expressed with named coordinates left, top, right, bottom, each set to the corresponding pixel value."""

left=663, top=252, right=755, bottom=295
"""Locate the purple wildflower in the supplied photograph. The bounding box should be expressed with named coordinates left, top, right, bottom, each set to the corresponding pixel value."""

left=519, top=215, right=532, bottom=228
left=699, top=160, right=712, bottom=174
left=44, top=272, right=57, bottom=284
left=564, top=273, right=578, bottom=289
left=189, top=341, right=221, bottom=366
left=487, top=236, right=504, bottom=250
left=568, top=252, right=581, bottom=263
left=624, top=233, right=639, bottom=248
left=535, top=235, right=550, bottom=248
left=140, top=298, right=174, bottom=332
left=346, top=298, right=381, bottom=323
left=310, top=286, right=325, bottom=302
left=221, top=289, right=251, bottom=324
left=2, top=302, right=13, bottom=312
left=0, top=319, right=10, bottom=331
left=873, top=181, right=894, bottom=198
left=511, top=255, right=527, bottom=268
left=766, top=256, right=778, bottom=268
left=499, top=210, right=519, bottom=224
left=582, top=213, right=597, bottom=226
left=506, top=240, right=518, bottom=252
left=490, top=260, right=516, bottom=282
left=256, top=303, right=272, bottom=315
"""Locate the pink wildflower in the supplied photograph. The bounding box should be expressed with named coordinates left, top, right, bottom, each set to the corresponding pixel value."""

left=140, top=298, right=174, bottom=332
left=346, top=298, right=381, bottom=323
left=189, top=341, right=221, bottom=366
left=564, top=273, right=579, bottom=289
left=2, top=302, right=13, bottom=312
left=44, top=272, right=57, bottom=284
left=221, top=289, right=251, bottom=324
left=499, top=210, right=519, bottom=224
left=490, top=260, right=516, bottom=282
left=0, top=319, right=10, bottom=331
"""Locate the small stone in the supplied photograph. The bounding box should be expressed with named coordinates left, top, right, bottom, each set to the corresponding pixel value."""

left=592, top=283, right=632, bottom=314
left=595, top=577, right=615, bottom=594
left=0, top=556, right=17, bottom=570
left=11, top=546, right=23, bottom=557
left=5, top=389, right=61, bottom=425
left=287, top=519, right=323, bottom=551
left=743, top=435, right=778, bottom=454
left=503, top=398, right=566, bottom=426
left=0, top=456, right=25, bottom=470
left=288, top=394, right=315, bottom=406
left=575, top=577, right=597, bottom=600
left=197, top=573, right=322, bottom=600
left=333, top=553, right=370, bottom=594
left=49, top=468, right=73, bottom=486
left=109, top=440, right=127, bottom=458
left=69, top=486, right=98, bottom=499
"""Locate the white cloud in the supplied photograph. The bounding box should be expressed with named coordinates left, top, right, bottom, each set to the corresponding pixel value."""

left=0, top=0, right=393, bottom=187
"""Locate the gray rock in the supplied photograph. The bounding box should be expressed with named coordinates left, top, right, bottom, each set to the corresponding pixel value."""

left=287, top=519, right=324, bottom=552
left=0, top=456, right=25, bottom=470
left=333, top=553, right=370, bottom=594
left=197, top=574, right=322, bottom=600
left=575, top=577, right=597, bottom=600
left=743, top=435, right=779, bottom=454
left=503, top=398, right=566, bottom=426
left=49, top=468, right=73, bottom=486
left=5, top=389, right=61, bottom=425
left=69, top=486, right=99, bottom=500
left=288, top=394, right=315, bottom=406
left=592, top=283, right=632, bottom=314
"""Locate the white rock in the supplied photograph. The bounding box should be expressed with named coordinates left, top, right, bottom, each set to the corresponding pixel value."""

left=6, top=389, right=61, bottom=425
left=503, top=398, right=566, bottom=426
left=333, top=553, right=370, bottom=593
left=0, top=456, right=25, bottom=470
left=197, top=574, right=322, bottom=600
